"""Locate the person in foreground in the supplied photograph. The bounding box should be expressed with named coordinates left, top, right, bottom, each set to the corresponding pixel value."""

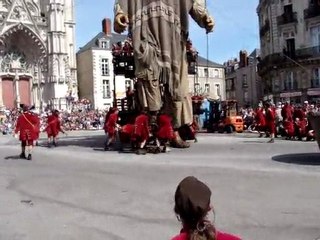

left=172, top=176, right=241, bottom=240
left=14, top=105, right=39, bottom=160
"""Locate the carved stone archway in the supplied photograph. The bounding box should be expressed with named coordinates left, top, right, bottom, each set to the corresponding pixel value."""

left=0, top=23, right=47, bottom=108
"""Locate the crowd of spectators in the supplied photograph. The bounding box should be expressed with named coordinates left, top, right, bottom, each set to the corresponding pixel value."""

left=0, top=107, right=107, bottom=135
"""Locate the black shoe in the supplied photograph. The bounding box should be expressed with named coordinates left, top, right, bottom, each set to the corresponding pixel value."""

left=20, top=153, right=26, bottom=159
left=136, top=148, right=147, bottom=155
left=268, top=139, right=275, bottom=143
left=53, top=142, right=57, bottom=147
left=27, top=154, right=32, bottom=160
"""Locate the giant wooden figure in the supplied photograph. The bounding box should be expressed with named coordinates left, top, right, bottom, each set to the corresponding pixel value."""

left=114, top=0, right=214, bottom=148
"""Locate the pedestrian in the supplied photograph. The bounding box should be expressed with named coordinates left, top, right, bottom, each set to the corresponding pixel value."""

left=265, top=102, right=276, bottom=143
left=132, top=111, right=150, bottom=155
left=14, top=104, right=39, bottom=160
left=46, top=110, right=65, bottom=147
left=254, top=103, right=266, bottom=138
left=104, top=108, right=119, bottom=151
left=114, top=0, right=214, bottom=148
left=172, top=176, right=241, bottom=240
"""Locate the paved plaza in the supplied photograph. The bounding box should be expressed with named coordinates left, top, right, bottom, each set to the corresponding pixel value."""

left=0, top=131, right=320, bottom=240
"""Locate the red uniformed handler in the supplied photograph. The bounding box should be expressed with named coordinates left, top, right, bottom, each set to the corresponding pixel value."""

left=132, top=112, right=150, bottom=155
left=157, top=114, right=175, bottom=152
left=104, top=108, right=119, bottom=150
left=14, top=105, right=39, bottom=160
left=265, top=102, right=276, bottom=143
left=46, top=110, right=65, bottom=147
left=254, top=104, right=266, bottom=138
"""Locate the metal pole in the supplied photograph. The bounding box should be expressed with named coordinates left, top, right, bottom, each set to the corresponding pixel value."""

left=113, top=73, right=117, bottom=108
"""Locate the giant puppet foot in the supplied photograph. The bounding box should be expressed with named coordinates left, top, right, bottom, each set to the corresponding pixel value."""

left=171, top=139, right=190, bottom=148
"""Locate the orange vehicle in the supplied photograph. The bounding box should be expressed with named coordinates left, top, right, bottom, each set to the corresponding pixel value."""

left=208, top=100, right=244, bottom=133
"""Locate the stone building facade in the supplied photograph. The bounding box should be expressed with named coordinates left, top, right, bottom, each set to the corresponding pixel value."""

left=257, top=0, right=320, bottom=104
left=225, top=49, right=262, bottom=107
left=77, top=19, right=133, bottom=110
left=188, top=56, right=226, bottom=100
left=0, top=0, right=77, bottom=110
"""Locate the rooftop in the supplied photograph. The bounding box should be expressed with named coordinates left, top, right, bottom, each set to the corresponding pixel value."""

left=77, top=32, right=127, bottom=54
left=197, top=56, right=224, bottom=68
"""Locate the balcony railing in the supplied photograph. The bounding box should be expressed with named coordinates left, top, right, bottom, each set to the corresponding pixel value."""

left=277, top=12, right=298, bottom=25
left=295, top=46, right=320, bottom=59
left=304, top=5, right=320, bottom=19
left=311, top=79, right=320, bottom=88
left=258, top=46, right=320, bottom=74
left=259, top=19, right=270, bottom=37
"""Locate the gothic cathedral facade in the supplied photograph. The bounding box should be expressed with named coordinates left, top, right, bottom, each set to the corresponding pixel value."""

left=0, top=0, right=77, bottom=110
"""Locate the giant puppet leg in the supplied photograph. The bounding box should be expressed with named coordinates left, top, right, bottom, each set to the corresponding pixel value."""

left=162, top=46, right=192, bottom=148
left=136, top=79, right=162, bottom=127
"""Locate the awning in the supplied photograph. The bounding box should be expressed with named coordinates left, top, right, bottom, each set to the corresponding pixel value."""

left=280, top=92, right=302, bottom=98
left=307, top=88, right=320, bottom=96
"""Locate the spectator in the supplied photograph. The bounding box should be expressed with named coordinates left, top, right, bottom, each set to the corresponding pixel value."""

left=172, top=176, right=241, bottom=240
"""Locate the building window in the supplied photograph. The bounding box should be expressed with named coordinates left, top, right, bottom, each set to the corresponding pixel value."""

left=204, top=68, right=208, bottom=78
left=284, top=71, right=297, bottom=90
left=312, top=68, right=320, bottom=88
left=244, top=91, right=249, bottom=103
left=310, top=25, right=320, bottom=51
left=195, top=83, right=200, bottom=94
left=215, top=84, right=221, bottom=97
left=101, top=58, right=109, bottom=76
left=285, top=38, right=296, bottom=58
left=242, top=74, right=248, bottom=87
left=101, top=40, right=109, bottom=49
left=205, top=83, right=210, bottom=93
left=102, top=80, right=111, bottom=99
left=214, top=69, right=219, bottom=78
left=125, top=79, right=132, bottom=89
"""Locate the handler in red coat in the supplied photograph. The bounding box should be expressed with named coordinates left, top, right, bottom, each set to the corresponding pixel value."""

left=265, top=102, right=276, bottom=143
left=14, top=105, right=39, bottom=160
left=132, top=112, right=150, bottom=155
left=104, top=108, right=119, bottom=150
left=255, top=105, right=266, bottom=137
left=30, top=106, right=41, bottom=146
left=172, top=176, right=241, bottom=240
left=156, top=114, right=175, bottom=152
left=46, top=110, right=65, bottom=147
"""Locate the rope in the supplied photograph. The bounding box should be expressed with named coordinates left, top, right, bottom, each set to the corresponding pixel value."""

left=205, top=0, right=209, bottom=87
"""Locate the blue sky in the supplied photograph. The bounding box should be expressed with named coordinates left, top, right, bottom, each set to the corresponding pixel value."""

left=76, top=0, right=260, bottom=64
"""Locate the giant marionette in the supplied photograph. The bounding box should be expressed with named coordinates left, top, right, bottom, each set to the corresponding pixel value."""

left=114, top=0, right=214, bottom=148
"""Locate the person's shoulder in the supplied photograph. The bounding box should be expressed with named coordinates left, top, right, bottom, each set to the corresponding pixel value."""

left=217, top=231, right=241, bottom=240
left=171, top=232, right=187, bottom=240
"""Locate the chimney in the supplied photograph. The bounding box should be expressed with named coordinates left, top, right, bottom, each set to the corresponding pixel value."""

left=239, top=50, right=248, bottom=68
left=102, top=18, right=112, bottom=35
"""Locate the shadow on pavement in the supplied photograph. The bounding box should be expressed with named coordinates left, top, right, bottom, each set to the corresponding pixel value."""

left=40, top=135, right=106, bottom=149
left=243, top=141, right=266, bottom=144
left=272, top=153, right=320, bottom=166
left=5, top=155, right=28, bottom=161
